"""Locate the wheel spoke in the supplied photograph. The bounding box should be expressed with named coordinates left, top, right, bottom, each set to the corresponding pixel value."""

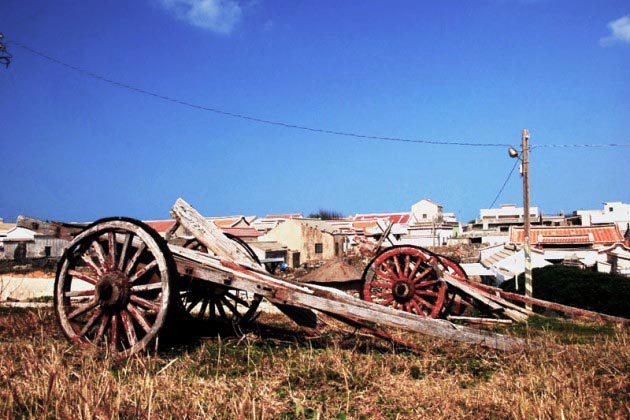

left=374, top=269, right=395, bottom=282
left=185, top=295, right=202, bottom=313
left=107, top=232, right=116, bottom=270
left=225, top=291, right=250, bottom=308
left=378, top=296, right=395, bottom=307
left=390, top=256, right=402, bottom=278
left=415, top=279, right=440, bottom=288
left=130, top=294, right=161, bottom=313
left=382, top=261, right=397, bottom=279
left=120, top=310, right=137, bottom=347
left=198, top=298, right=210, bottom=319
left=127, top=303, right=152, bottom=334
left=221, top=296, right=239, bottom=317
left=68, top=269, right=98, bottom=285
left=64, top=289, right=95, bottom=298
left=403, top=254, right=411, bottom=277
left=79, top=308, right=104, bottom=337
left=130, top=282, right=163, bottom=293
left=125, top=242, right=146, bottom=276
left=118, top=233, right=133, bottom=271
left=91, top=240, right=108, bottom=270
left=67, top=300, right=99, bottom=320
left=410, top=300, right=424, bottom=315
left=110, top=314, right=119, bottom=350
left=94, top=313, right=110, bottom=345
left=81, top=253, right=102, bottom=276
left=416, top=290, right=439, bottom=297
left=370, top=280, right=393, bottom=290
left=216, top=300, right=227, bottom=320
left=413, top=267, right=434, bottom=282
left=413, top=294, right=435, bottom=309
left=129, top=260, right=158, bottom=284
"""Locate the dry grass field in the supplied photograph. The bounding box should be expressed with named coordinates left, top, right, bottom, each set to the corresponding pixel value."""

left=0, top=307, right=628, bottom=419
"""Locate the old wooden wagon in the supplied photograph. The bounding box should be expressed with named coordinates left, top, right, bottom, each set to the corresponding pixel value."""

left=53, top=199, right=536, bottom=358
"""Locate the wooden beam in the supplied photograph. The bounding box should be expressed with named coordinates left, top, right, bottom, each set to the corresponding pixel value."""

left=170, top=198, right=262, bottom=269
left=441, top=273, right=532, bottom=322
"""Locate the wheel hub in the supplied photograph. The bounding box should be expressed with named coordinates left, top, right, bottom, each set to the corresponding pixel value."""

left=95, top=271, right=130, bottom=308
left=392, top=280, right=414, bottom=302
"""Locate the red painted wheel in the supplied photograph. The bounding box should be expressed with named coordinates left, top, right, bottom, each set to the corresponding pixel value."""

left=361, top=246, right=447, bottom=318
left=54, top=218, right=176, bottom=358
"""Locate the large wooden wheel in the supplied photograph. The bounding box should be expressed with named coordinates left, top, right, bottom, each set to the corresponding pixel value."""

left=361, top=245, right=447, bottom=318
left=54, top=217, right=175, bottom=358
left=177, top=234, right=263, bottom=326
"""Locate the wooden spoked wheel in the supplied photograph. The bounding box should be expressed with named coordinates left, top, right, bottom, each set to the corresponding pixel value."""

left=178, top=235, right=262, bottom=326
left=54, top=218, right=175, bottom=358
left=361, top=246, right=447, bottom=318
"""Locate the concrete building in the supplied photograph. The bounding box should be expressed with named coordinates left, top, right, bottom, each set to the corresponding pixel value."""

left=261, top=219, right=346, bottom=267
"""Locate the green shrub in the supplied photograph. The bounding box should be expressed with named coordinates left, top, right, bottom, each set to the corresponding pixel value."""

left=500, top=265, right=630, bottom=317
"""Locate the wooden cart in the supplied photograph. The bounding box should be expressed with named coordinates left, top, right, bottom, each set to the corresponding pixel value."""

left=53, top=199, right=532, bottom=358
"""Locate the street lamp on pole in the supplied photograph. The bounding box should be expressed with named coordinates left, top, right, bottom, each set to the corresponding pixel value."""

left=509, top=129, right=533, bottom=310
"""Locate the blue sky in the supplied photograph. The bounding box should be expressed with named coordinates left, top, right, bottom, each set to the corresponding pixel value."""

left=1, top=0, right=628, bottom=224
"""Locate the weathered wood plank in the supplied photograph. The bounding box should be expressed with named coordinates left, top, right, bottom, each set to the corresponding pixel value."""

left=170, top=198, right=262, bottom=269
left=442, top=274, right=532, bottom=322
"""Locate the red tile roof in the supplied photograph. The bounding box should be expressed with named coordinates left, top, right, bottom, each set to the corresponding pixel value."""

left=510, top=225, right=623, bottom=246
left=222, top=227, right=262, bottom=238
left=144, top=220, right=176, bottom=234
left=353, top=213, right=410, bottom=224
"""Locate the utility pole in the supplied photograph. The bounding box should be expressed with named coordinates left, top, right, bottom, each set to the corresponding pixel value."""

left=521, top=129, right=533, bottom=309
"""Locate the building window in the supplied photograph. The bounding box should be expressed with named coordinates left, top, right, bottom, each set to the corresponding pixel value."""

left=44, top=246, right=51, bottom=257
left=315, top=243, right=323, bottom=254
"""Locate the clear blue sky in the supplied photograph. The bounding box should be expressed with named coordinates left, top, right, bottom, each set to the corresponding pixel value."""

left=1, top=1, right=628, bottom=224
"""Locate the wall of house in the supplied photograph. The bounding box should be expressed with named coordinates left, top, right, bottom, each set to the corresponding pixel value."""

left=262, top=220, right=336, bottom=266
left=2, top=237, right=68, bottom=260
left=411, top=200, right=441, bottom=222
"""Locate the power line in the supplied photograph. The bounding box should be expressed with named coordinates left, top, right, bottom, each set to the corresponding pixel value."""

left=7, top=41, right=511, bottom=148
left=489, top=159, right=520, bottom=208
left=8, top=41, right=630, bottom=149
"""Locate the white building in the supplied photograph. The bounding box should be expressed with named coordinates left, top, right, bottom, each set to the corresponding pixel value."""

left=573, top=202, right=630, bottom=232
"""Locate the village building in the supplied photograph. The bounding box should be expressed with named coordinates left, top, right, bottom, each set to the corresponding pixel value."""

left=0, top=226, right=68, bottom=261
left=260, top=219, right=346, bottom=268
left=568, top=201, right=630, bottom=233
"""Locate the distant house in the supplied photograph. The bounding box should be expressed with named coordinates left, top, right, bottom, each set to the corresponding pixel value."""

left=250, top=214, right=303, bottom=233
left=570, top=202, right=630, bottom=232
left=261, top=219, right=346, bottom=267
left=463, top=204, right=568, bottom=245
left=1, top=226, right=68, bottom=261
left=508, top=224, right=623, bottom=249
left=0, top=219, right=17, bottom=258
left=410, top=198, right=442, bottom=222
left=505, top=224, right=628, bottom=276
